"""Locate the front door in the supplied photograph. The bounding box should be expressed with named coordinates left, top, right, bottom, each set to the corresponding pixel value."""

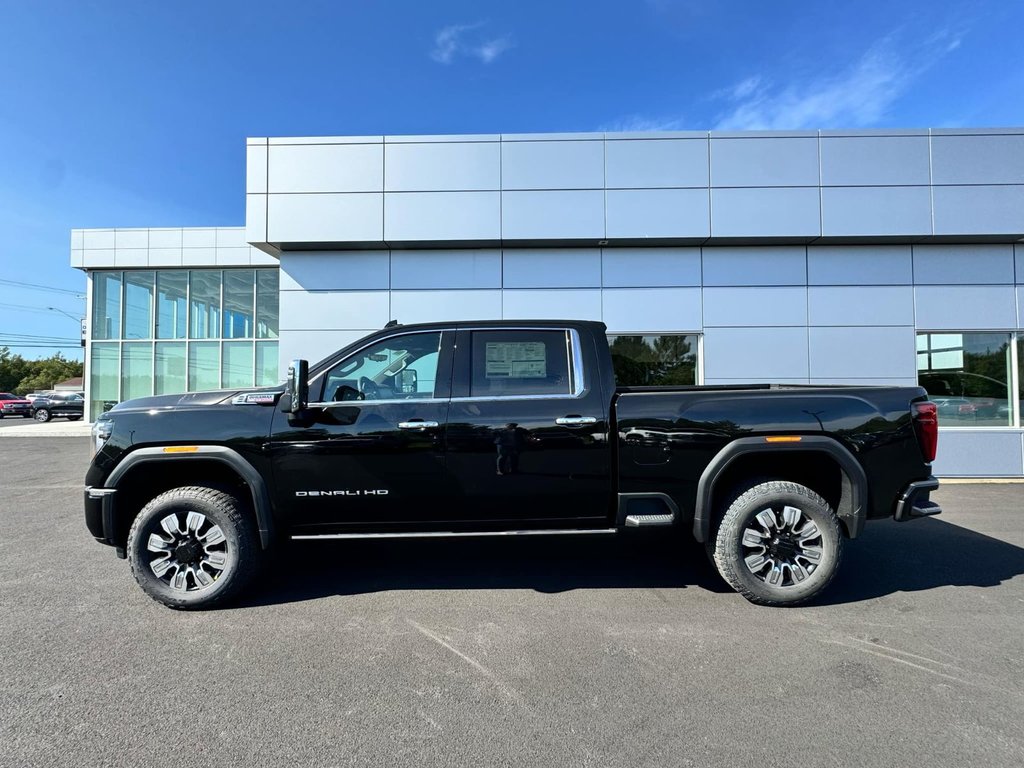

left=269, top=330, right=454, bottom=532
left=443, top=327, right=612, bottom=526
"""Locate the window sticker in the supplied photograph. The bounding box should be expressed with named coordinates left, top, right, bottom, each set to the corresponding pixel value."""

left=485, top=342, right=546, bottom=378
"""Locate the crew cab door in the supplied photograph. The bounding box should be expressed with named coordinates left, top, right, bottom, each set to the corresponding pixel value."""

left=268, top=330, right=454, bottom=531
left=444, top=327, right=612, bottom=525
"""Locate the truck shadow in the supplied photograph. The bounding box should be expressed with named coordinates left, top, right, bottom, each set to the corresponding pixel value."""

left=820, top=517, right=1024, bottom=605
left=236, top=518, right=1024, bottom=608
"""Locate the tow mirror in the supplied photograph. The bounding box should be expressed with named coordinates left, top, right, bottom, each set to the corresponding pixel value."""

left=286, top=359, right=309, bottom=413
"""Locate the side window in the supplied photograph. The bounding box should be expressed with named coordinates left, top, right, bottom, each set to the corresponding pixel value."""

left=470, top=330, right=572, bottom=397
left=321, top=332, right=442, bottom=402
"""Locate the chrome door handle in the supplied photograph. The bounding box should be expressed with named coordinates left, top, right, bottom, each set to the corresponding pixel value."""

left=555, top=416, right=597, bottom=426
left=398, top=420, right=440, bottom=430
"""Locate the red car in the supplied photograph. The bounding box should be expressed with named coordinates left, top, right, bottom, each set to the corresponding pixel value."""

left=0, top=393, right=33, bottom=418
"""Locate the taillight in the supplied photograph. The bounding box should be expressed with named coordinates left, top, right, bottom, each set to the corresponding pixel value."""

left=912, top=401, right=938, bottom=463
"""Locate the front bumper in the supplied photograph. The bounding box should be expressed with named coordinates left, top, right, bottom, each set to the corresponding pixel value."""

left=84, top=487, right=117, bottom=544
left=894, top=477, right=942, bottom=522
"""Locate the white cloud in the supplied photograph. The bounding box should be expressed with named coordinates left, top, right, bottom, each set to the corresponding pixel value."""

left=714, top=30, right=963, bottom=130
left=431, top=23, right=514, bottom=65
left=475, top=35, right=514, bottom=64
left=599, top=114, right=690, bottom=133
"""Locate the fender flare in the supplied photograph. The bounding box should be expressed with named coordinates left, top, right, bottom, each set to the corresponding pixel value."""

left=693, top=435, right=868, bottom=543
left=106, top=445, right=275, bottom=548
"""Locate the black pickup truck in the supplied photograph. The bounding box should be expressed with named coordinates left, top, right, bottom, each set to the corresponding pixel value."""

left=85, top=320, right=941, bottom=609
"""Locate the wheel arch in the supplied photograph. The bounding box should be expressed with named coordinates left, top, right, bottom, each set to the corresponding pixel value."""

left=106, top=446, right=275, bottom=549
left=693, top=436, right=868, bottom=543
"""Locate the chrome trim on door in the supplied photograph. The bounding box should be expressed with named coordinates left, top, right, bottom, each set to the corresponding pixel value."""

left=292, top=528, right=617, bottom=540
left=555, top=416, right=597, bottom=426
left=397, top=420, right=440, bottom=430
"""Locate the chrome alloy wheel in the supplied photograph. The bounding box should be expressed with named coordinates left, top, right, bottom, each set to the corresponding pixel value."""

left=147, top=511, right=227, bottom=592
left=741, top=506, right=824, bottom=587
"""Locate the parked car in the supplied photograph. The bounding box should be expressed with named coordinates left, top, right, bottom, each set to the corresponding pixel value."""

left=0, top=392, right=33, bottom=418
left=32, top=392, right=85, bottom=422
left=24, top=391, right=55, bottom=404
left=85, top=319, right=940, bottom=610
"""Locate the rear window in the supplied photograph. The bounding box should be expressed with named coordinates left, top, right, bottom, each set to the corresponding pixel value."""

left=469, top=330, right=571, bottom=397
left=0, top=393, right=19, bottom=400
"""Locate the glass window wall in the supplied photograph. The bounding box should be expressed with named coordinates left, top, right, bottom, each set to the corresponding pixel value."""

left=189, top=271, right=222, bottom=339
left=608, top=335, right=699, bottom=386
left=123, top=271, right=154, bottom=340
left=92, top=272, right=122, bottom=340
left=156, top=271, right=187, bottom=339
left=223, top=270, right=255, bottom=339
left=256, top=269, right=279, bottom=339
left=256, top=341, right=280, bottom=386
left=917, top=332, right=1014, bottom=427
left=89, top=342, right=120, bottom=420
left=188, top=343, right=220, bottom=392
left=121, top=343, right=154, bottom=402
left=222, top=341, right=255, bottom=389
left=87, top=269, right=280, bottom=416
left=155, top=342, right=186, bottom=395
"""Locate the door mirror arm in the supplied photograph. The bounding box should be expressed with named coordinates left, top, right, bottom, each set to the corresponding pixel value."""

left=285, top=359, right=309, bottom=414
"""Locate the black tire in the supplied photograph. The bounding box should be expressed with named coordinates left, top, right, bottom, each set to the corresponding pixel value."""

left=127, top=486, right=260, bottom=609
left=66, top=415, right=82, bottom=421
left=34, top=409, right=51, bottom=422
left=708, top=480, right=843, bottom=607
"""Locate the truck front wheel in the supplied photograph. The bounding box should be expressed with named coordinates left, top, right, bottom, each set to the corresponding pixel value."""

left=709, top=480, right=843, bottom=607
left=126, top=486, right=260, bottom=609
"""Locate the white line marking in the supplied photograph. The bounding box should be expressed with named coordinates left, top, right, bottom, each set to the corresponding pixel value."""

left=406, top=619, right=527, bottom=707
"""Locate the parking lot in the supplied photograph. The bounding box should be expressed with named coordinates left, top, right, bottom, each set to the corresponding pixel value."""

left=1, top=437, right=1022, bottom=767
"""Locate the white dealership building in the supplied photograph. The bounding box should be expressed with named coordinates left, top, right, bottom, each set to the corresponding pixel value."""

left=72, top=127, right=1024, bottom=476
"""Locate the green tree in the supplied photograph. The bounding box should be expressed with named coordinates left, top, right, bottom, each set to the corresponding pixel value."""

left=0, top=350, right=84, bottom=395
left=0, top=347, right=33, bottom=393
left=609, top=335, right=695, bottom=386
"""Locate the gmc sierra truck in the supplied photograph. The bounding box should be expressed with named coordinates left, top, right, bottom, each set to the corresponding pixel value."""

left=84, top=320, right=941, bottom=609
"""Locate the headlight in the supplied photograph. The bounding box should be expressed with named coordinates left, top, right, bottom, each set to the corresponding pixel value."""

left=91, top=418, right=113, bottom=455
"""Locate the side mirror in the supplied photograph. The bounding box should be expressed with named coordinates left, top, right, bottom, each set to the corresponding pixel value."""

left=286, top=359, right=309, bottom=413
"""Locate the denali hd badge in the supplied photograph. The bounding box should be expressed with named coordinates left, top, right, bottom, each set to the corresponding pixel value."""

left=296, top=490, right=390, bottom=497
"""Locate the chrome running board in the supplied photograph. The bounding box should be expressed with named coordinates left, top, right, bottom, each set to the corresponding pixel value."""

left=624, top=513, right=675, bottom=527
left=292, top=528, right=617, bottom=540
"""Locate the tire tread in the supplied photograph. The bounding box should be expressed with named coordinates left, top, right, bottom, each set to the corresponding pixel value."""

left=710, top=480, right=843, bottom=607
left=127, top=485, right=259, bottom=610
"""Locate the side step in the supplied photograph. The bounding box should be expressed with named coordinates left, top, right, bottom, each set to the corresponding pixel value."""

left=624, top=514, right=675, bottom=528
left=618, top=492, right=680, bottom=528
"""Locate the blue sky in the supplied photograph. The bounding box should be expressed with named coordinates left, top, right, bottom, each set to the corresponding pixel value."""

left=1, top=0, right=1022, bottom=359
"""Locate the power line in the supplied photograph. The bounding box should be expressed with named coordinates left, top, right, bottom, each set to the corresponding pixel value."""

left=0, top=302, right=82, bottom=316
left=0, top=278, right=84, bottom=297
left=0, top=331, right=80, bottom=339
left=0, top=346, right=82, bottom=352
left=0, top=339, right=80, bottom=345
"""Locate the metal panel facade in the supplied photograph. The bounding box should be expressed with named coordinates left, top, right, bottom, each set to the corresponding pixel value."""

left=73, top=128, right=1024, bottom=476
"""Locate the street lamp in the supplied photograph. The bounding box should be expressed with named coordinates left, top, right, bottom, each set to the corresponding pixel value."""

left=47, top=307, right=86, bottom=347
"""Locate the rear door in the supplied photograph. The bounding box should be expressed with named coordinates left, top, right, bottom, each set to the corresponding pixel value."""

left=443, top=327, right=612, bottom=525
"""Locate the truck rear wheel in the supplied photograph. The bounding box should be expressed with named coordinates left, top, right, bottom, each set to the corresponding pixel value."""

left=709, top=480, right=843, bottom=607
left=126, top=486, right=260, bottom=610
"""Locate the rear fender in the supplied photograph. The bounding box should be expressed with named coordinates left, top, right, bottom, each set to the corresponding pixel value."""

left=693, top=436, right=868, bottom=542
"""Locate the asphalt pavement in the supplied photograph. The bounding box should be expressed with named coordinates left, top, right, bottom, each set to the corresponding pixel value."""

left=1, top=437, right=1022, bottom=767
